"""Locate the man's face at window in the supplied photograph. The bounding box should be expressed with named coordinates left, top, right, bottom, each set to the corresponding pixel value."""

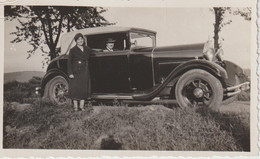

left=106, top=42, right=114, bottom=50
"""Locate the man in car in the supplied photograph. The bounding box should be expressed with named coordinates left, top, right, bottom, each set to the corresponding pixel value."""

left=103, top=38, right=116, bottom=52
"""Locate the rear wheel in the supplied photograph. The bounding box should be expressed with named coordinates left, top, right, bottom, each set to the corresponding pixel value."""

left=175, top=69, right=223, bottom=111
left=45, top=76, right=70, bottom=105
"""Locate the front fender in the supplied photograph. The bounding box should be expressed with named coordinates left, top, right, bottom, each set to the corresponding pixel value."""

left=133, top=59, right=227, bottom=100
left=173, top=59, right=228, bottom=79
left=40, top=68, right=69, bottom=96
left=222, top=60, right=247, bottom=86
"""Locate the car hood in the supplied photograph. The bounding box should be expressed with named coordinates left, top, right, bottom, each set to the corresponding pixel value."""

left=154, top=43, right=204, bottom=53
left=133, top=43, right=204, bottom=54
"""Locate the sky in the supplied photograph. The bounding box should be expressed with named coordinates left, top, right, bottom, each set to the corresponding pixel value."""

left=4, top=7, right=251, bottom=73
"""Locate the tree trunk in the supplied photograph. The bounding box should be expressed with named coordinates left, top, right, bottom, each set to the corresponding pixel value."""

left=214, top=8, right=220, bottom=50
left=49, top=47, right=57, bottom=60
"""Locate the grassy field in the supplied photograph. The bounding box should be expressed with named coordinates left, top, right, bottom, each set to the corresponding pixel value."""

left=3, top=80, right=250, bottom=151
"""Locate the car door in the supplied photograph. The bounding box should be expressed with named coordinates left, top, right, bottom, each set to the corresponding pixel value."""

left=90, top=50, right=130, bottom=93
left=128, top=32, right=156, bottom=91
left=129, top=50, right=154, bottom=91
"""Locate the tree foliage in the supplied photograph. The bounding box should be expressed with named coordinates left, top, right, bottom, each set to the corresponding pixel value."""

left=212, top=7, right=251, bottom=50
left=5, top=6, right=113, bottom=65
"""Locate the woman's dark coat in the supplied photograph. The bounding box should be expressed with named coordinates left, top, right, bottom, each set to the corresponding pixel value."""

left=67, top=45, right=92, bottom=100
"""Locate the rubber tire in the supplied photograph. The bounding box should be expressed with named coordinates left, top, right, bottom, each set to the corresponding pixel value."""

left=45, top=76, right=70, bottom=105
left=175, top=69, right=223, bottom=111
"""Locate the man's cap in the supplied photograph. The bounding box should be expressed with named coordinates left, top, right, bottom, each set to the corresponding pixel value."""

left=106, top=38, right=116, bottom=43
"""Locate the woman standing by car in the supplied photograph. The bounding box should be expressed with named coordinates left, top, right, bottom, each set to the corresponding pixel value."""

left=67, top=33, right=92, bottom=111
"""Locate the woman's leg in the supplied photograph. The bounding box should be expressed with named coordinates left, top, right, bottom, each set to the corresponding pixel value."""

left=73, top=100, right=78, bottom=111
left=79, top=99, right=85, bottom=111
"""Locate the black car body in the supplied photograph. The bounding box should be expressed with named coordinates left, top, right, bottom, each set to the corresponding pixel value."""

left=39, top=27, right=250, bottom=110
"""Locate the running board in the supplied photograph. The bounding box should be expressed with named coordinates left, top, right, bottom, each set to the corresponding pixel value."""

left=122, top=99, right=177, bottom=105
left=91, top=94, right=133, bottom=100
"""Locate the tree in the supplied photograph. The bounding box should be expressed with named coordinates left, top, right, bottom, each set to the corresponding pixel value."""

left=212, top=7, right=251, bottom=50
left=5, top=6, right=113, bottom=65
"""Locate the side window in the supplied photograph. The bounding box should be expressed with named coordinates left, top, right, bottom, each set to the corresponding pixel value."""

left=86, top=32, right=129, bottom=52
left=130, top=32, right=155, bottom=49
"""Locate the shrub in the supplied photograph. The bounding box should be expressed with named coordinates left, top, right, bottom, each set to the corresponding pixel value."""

left=237, top=90, right=250, bottom=101
left=237, top=73, right=250, bottom=101
left=4, top=77, right=42, bottom=103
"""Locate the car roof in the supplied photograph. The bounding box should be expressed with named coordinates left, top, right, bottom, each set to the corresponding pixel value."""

left=63, top=26, right=156, bottom=37
left=60, top=26, right=156, bottom=54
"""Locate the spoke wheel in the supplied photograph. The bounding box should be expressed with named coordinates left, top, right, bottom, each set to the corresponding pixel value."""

left=182, top=79, right=212, bottom=107
left=47, top=76, right=69, bottom=105
left=175, top=69, right=223, bottom=110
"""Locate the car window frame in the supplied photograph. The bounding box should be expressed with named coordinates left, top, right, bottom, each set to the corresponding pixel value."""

left=85, top=32, right=130, bottom=54
left=129, top=31, right=156, bottom=50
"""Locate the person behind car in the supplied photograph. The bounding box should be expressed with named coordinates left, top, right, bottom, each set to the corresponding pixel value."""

left=103, top=38, right=116, bottom=52
left=67, top=33, right=92, bottom=111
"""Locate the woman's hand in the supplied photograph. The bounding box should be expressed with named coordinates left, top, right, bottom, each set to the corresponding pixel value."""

left=69, top=74, right=74, bottom=78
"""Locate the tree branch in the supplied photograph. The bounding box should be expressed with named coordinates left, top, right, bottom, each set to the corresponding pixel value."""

left=39, top=18, right=50, bottom=47
left=46, top=10, right=54, bottom=45
left=54, top=14, right=64, bottom=47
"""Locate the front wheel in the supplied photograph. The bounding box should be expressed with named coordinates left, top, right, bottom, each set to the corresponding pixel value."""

left=175, top=69, right=223, bottom=111
left=45, top=76, right=70, bottom=105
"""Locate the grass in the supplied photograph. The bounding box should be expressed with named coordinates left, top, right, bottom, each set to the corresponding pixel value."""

left=3, top=100, right=249, bottom=151
left=196, top=107, right=250, bottom=151
left=3, top=79, right=250, bottom=151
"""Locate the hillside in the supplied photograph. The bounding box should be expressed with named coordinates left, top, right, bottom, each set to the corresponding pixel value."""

left=4, top=71, right=45, bottom=84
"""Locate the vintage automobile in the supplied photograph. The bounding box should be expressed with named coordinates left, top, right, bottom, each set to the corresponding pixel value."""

left=37, top=26, right=250, bottom=110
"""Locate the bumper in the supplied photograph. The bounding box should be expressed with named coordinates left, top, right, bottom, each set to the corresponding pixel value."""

left=225, top=81, right=250, bottom=97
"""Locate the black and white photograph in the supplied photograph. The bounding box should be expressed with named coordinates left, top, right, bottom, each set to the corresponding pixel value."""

left=1, top=0, right=258, bottom=157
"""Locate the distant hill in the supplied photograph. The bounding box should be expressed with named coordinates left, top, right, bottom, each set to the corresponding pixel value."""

left=4, top=71, right=45, bottom=84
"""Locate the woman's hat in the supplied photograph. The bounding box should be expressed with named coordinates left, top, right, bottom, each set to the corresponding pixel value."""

left=106, top=38, right=116, bottom=43
left=74, top=33, right=84, bottom=41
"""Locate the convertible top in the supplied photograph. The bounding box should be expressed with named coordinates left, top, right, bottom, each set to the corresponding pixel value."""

left=60, top=26, right=156, bottom=54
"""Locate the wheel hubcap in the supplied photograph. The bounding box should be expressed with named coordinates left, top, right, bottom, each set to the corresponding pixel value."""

left=182, top=79, right=212, bottom=107
left=54, top=83, right=68, bottom=104
left=193, top=88, right=204, bottom=98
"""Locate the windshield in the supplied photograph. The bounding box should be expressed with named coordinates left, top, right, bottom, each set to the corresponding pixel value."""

left=130, top=32, right=155, bottom=49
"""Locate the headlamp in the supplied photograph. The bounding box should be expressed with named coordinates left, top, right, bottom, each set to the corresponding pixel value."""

left=215, top=48, right=224, bottom=61
left=203, top=48, right=215, bottom=61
